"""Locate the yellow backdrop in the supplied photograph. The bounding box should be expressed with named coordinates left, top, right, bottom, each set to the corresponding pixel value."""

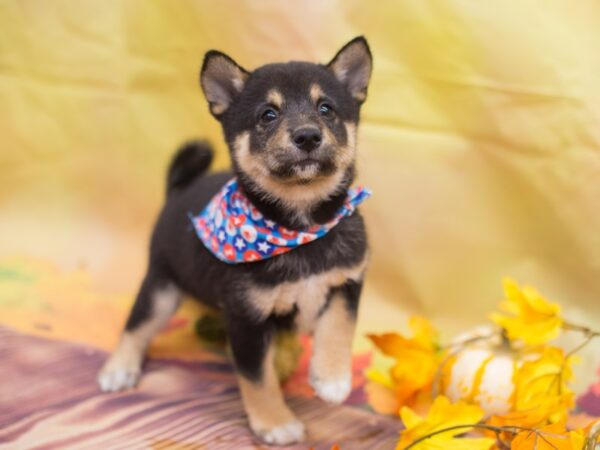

left=1, top=1, right=599, bottom=383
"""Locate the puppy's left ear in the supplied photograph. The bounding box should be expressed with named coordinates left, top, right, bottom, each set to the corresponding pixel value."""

left=327, top=36, right=372, bottom=103
left=201, top=50, right=249, bottom=118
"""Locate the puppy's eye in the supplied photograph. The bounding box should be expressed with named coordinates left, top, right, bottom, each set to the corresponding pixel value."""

left=318, top=103, right=334, bottom=117
left=260, top=108, right=279, bottom=123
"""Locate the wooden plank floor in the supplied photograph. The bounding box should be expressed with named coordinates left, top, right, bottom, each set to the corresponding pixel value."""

left=0, top=327, right=401, bottom=449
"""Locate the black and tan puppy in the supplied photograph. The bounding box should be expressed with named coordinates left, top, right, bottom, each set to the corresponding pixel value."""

left=98, top=37, right=372, bottom=445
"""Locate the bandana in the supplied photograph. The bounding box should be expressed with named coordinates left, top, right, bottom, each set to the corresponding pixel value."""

left=189, top=178, right=371, bottom=264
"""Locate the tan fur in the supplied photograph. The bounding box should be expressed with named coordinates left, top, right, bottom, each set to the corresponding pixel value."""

left=266, top=89, right=284, bottom=108
left=237, top=343, right=300, bottom=435
left=100, top=285, right=181, bottom=379
left=353, top=91, right=366, bottom=102
left=234, top=123, right=358, bottom=225
left=269, top=117, right=290, bottom=151
left=247, top=256, right=367, bottom=330
left=309, top=83, right=324, bottom=103
left=311, top=291, right=355, bottom=380
left=328, top=41, right=372, bottom=102
left=232, top=77, right=245, bottom=92
left=201, top=55, right=248, bottom=115
left=338, top=122, right=357, bottom=168
left=210, top=103, right=227, bottom=115
left=267, top=116, right=324, bottom=183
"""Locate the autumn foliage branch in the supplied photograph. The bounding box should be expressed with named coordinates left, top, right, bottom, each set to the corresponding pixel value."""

left=367, top=279, right=600, bottom=450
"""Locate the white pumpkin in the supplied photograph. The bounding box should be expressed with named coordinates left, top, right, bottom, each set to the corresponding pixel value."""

left=441, top=326, right=519, bottom=416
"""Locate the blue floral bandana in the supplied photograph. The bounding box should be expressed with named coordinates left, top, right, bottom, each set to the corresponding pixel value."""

left=189, top=178, right=371, bottom=264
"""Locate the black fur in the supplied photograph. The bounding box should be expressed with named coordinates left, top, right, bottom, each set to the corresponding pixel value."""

left=318, top=279, right=364, bottom=323
left=124, top=38, right=372, bottom=384
left=166, top=140, right=214, bottom=195
left=223, top=62, right=360, bottom=230
left=237, top=167, right=355, bottom=230
left=124, top=267, right=172, bottom=331
left=338, top=279, right=364, bottom=316
left=226, top=305, right=298, bottom=381
left=123, top=170, right=366, bottom=380
left=130, top=169, right=368, bottom=305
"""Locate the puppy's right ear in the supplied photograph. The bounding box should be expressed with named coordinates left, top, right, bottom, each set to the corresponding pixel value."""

left=200, top=51, right=249, bottom=118
left=327, top=37, right=372, bottom=104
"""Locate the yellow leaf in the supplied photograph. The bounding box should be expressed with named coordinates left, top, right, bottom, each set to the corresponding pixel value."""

left=366, top=368, right=395, bottom=389
left=400, top=406, right=425, bottom=429
left=568, top=430, right=585, bottom=450
left=368, top=317, right=440, bottom=410
left=368, top=332, right=437, bottom=396
left=390, top=346, right=438, bottom=387
left=489, top=347, right=575, bottom=431
left=369, top=332, right=416, bottom=359
left=490, top=278, right=563, bottom=345
left=397, top=396, right=494, bottom=450
left=396, top=438, right=495, bottom=450
left=409, top=316, right=439, bottom=350
left=488, top=409, right=554, bottom=432
left=512, top=347, right=575, bottom=424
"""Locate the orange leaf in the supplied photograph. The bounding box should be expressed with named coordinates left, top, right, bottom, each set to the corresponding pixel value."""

left=511, top=422, right=584, bottom=450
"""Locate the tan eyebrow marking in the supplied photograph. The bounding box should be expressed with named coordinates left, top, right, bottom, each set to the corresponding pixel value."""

left=310, top=84, right=324, bottom=103
left=266, top=89, right=284, bottom=108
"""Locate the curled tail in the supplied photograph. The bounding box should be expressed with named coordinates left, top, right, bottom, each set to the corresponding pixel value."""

left=166, top=140, right=214, bottom=195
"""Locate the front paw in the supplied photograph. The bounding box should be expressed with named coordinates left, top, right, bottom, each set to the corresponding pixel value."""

left=253, top=419, right=306, bottom=445
left=309, top=370, right=352, bottom=404
left=97, top=354, right=142, bottom=392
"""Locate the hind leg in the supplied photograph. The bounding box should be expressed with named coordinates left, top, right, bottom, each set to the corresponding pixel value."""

left=97, top=271, right=181, bottom=392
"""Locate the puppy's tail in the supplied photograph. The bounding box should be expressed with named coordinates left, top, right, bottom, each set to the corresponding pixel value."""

left=166, top=140, right=214, bottom=195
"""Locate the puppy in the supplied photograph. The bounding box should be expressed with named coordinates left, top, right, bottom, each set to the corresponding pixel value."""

left=98, top=36, right=373, bottom=445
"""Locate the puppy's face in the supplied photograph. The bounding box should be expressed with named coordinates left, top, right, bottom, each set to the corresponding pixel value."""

left=200, top=37, right=372, bottom=205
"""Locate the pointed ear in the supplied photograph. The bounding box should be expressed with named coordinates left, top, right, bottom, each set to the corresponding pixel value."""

left=327, top=36, right=372, bottom=103
left=200, top=50, right=249, bottom=118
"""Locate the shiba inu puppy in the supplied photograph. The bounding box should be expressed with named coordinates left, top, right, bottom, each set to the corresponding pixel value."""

left=98, top=36, right=372, bottom=445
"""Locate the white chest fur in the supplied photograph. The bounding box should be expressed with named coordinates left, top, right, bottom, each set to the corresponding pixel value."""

left=248, top=259, right=367, bottom=331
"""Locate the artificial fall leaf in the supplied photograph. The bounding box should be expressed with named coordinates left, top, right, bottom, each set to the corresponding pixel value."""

left=511, top=347, right=575, bottom=424
left=364, top=377, right=403, bottom=415
left=486, top=407, right=576, bottom=447
left=511, top=422, right=585, bottom=450
left=366, top=367, right=437, bottom=411
left=483, top=347, right=578, bottom=448
left=369, top=316, right=438, bottom=358
left=366, top=367, right=396, bottom=389
left=396, top=396, right=494, bottom=450
left=368, top=316, right=440, bottom=408
left=409, top=316, right=439, bottom=349
left=487, top=409, right=557, bottom=435
left=490, top=278, right=563, bottom=345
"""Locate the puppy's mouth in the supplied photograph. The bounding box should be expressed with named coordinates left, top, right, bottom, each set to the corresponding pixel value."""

left=269, top=155, right=337, bottom=184
left=291, top=158, right=321, bottom=171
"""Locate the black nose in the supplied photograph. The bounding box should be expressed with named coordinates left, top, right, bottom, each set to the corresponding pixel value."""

left=292, top=127, right=322, bottom=152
